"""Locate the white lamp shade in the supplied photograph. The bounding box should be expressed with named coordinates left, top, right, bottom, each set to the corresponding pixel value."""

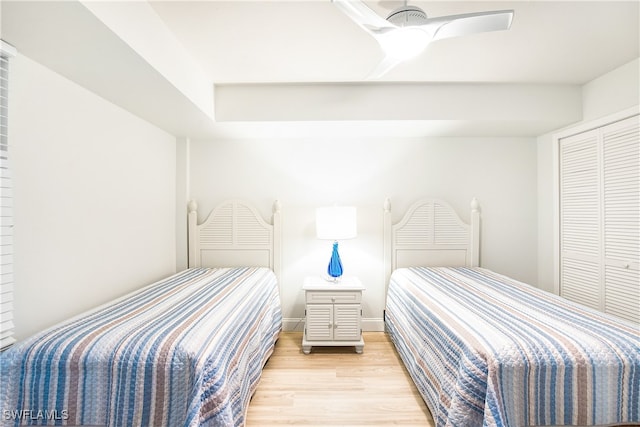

left=316, top=206, right=357, bottom=240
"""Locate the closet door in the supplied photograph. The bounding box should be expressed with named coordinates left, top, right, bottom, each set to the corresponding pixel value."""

left=560, top=129, right=602, bottom=311
left=602, top=117, right=639, bottom=323
left=559, top=115, right=639, bottom=323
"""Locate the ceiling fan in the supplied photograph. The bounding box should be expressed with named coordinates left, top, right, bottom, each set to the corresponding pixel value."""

left=332, top=0, right=514, bottom=78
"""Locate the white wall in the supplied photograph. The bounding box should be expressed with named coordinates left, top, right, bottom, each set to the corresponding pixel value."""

left=582, top=58, right=640, bottom=122
left=188, top=136, right=538, bottom=330
left=537, top=57, right=640, bottom=292
left=9, top=54, right=177, bottom=340
left=536, top=132, right=555, bottom=293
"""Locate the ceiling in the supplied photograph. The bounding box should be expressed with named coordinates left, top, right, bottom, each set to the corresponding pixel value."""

left=149, top=1, right=638, bottom=85
left=2, top=1, right=639, bottom=139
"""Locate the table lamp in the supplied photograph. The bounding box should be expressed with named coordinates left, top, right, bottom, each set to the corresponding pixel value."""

left=316, top=206, right=357, bottom=281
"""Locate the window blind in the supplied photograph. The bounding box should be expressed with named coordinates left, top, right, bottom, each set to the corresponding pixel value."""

left=1, top=40, right=16, bottom=350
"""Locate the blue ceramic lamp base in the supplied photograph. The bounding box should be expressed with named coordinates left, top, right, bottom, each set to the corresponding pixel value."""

left=326, top=241, right=343, bottom=281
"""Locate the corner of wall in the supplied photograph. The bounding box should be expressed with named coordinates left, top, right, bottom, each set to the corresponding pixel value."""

left=582, top=57, right=640, bottom=122
left=176, top=138, right=191, bottom=271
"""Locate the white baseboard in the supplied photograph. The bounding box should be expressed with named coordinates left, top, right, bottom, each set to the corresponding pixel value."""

left=282, top=317, right=385, bottom=332
left=362, top=317, right=385, bottom=331
left=282, top=318, right=305, bottom=332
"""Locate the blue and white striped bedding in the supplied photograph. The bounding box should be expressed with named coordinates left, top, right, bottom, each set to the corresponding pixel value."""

left=386, top=267, right=640, bottom=427
left=0, top=267, right=281, bottom=426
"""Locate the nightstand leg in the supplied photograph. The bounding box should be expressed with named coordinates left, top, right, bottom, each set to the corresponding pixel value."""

left=302, top=345, right=311, bottom=354
left=355, top=345, right=363, bottom=354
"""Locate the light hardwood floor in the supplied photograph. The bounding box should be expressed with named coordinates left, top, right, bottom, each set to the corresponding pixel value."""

left=246, top=332, right=435, bottom=426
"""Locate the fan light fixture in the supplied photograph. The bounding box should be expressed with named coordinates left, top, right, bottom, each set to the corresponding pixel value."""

left=378, top=27, right=431, bottom=60
left=332, top=0, right=514, bottom=78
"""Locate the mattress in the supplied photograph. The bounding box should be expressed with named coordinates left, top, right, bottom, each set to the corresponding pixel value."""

left=385, top=267, right=640, bottom=427
left=0, top=267, right=282, bottom=426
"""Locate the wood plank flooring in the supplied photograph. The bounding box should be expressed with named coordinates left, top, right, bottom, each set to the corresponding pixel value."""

left=246, top=332, right=435, bottom=426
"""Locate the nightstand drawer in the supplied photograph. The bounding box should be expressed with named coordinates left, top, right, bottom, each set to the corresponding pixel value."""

left=305, top=291, right=362, bottom=304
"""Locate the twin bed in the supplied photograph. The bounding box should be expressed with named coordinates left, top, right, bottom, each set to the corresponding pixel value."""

left=383, top=198, right=639, bottom=427
left=0, top=200, right=282, bottom=426
left=2, top=197, right=638, bottom=427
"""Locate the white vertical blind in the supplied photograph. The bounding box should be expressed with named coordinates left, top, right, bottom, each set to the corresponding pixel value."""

left=1, top=40, right=16, bottom=350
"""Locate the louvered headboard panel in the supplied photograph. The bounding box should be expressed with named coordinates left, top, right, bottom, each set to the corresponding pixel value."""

left=384, top=198, right=480, bottom=285
left=188, top=199, right=282, bottom=280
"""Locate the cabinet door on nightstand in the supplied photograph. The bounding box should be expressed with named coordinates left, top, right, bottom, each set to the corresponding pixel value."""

left=334, top=304, right=361, bottom=341
left=306, top=304, right=333, bottom=341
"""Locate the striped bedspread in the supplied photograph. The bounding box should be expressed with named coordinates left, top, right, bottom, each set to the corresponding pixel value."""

left=0, top=267, right=281, bottom=427
left=386, top=267, right=640, bottom=427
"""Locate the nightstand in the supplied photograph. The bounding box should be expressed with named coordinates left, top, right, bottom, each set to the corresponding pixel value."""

left=302, top=276, right=365, bottom=354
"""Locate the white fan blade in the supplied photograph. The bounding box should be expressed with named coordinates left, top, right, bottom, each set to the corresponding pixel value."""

left=424, top=10, right=514, bottom=41
left=332, top=0, right=395, bottom=34
left=366, top=55, right=403, bottom=79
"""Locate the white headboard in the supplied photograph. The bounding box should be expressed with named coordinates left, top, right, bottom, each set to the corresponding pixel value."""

left=383, top=198, right=480, bottom=284
left=188, top=199, right=282, bottom=281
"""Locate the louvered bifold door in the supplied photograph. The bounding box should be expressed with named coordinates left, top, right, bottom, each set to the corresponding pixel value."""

left=602, top=116, right=640, bottom=323
left=559, top=129, right=602, bottom=311
left=0, top=48, right=15, bottom=350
